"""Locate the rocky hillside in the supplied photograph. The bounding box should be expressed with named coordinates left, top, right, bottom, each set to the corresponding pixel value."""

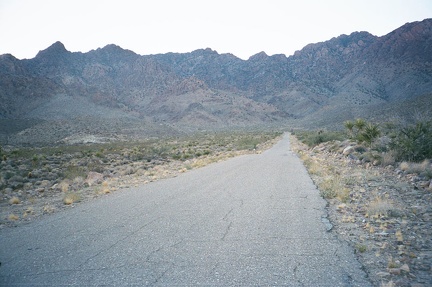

left=1, top=19, right=431, bottom=145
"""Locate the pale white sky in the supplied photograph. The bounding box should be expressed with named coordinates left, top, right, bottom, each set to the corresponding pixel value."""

left=0, top=0, right=431, bottom=60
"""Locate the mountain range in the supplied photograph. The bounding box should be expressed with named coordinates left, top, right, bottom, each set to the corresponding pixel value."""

left=1, top=18, right=431, bottom=145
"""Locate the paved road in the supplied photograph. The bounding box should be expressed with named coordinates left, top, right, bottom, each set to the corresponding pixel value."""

left=0, top=133, right=371, bottom=286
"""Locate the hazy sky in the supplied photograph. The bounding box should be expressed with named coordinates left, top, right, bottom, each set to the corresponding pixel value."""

left=1, top=0, right=431, bottom=60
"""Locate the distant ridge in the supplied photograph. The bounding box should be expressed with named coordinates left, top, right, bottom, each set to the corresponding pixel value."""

left=1, top=18, right=431, bottom=145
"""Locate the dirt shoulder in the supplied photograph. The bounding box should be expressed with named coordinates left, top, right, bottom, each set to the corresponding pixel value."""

left=290, top=135, right=432, bottom=287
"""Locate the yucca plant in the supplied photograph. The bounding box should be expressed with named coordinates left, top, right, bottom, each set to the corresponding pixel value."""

left=354, top=118, right=367, bottom=132
left=359, top=123, right=380, bottom=146
left=344, top=120, right=355, bottom=138
left=390, top=121, right=432, bottom=161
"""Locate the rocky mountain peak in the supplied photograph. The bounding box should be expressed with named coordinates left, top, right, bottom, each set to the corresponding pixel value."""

left=35, top=41, right=69, bottom=59
left=248, top=51, right=269, bottom=61
left=387, top=18, right=432, bottom=39
left=0, top=53, right=21, bottom=74
left=87, top=44, right=138, bottom=64
left=376, top=18, right=432, bottom=62
left=99, top=44, right=134, bottom=54
left=192, top=48, right=219, bottom=56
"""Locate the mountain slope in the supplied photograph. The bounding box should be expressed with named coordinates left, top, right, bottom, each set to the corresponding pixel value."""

left=0, top=19, right=431, bottom=145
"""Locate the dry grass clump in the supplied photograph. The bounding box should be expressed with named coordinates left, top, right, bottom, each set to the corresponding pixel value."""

left=395, top=230, right=403, bottom=242
left=63, top=192, right=81, bottom=205
left=318, top=177, right=338, bottom=199
left=366, top=196, right=395, bottom=218
left=9, top=196, right=21, bottom=205
left=99, top=181, right=111, bottom=194
left=381, top=152, right=396, bottom=166
left=318, top=176, right=350, bottom=202
left=301, top=155, right=322, bottom=176
left=387, top=256, right=399, bottom=269
left=58, top=180, right=70, bottom=193
left=399, top=161, right=410, bottom=171
left=399, top=160, right=432, bottom=178
left=23, top=207, right=34, bottom=218
left=8, top=214, right=19, bottom=221
left=43, top=204, right=56, bottom=214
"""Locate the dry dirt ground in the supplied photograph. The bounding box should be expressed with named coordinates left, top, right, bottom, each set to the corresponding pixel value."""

left=290, top=135, right=432, bottom=287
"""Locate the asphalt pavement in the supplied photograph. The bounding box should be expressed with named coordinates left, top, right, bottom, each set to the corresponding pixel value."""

left=0, top=133, right=372, bottom=286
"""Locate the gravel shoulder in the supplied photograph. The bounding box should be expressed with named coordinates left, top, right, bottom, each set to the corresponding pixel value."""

left=290, top=135, right=432, bottom=287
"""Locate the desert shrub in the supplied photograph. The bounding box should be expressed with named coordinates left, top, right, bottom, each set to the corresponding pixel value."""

left=344, top=119, right=381, bottom=146
left=234, top=137, right=260, bottom=150
left=318, top=175, right=349, bottom=202
left=358, top=123, right=380, bottom=146
left=354, top=118, right=366, bottom=132
left=366, top=196, right=397, bottom=218
left=172, top=153, right=182, bottom=160
left=151, top=145, right=170, bottom=157
left=294, top=130, right=345, bottom=147
left=354, top=145, right=367, bottom=153
left=389, top=120, right=432, bottom=162
left=381, top=152, right=396, bottom=166
left=9, top=196, right=21, bottom=205
left=398, top=160, right=432, bottom=178
left=63, top=192, right=81, bottom=205
left=344, top=120, right=355, bottom=138
left=63, top=165, right=87, bottom=180
left=355, top=244, right=367, bottom=253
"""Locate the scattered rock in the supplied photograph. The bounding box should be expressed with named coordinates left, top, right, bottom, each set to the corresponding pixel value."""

left=400, top=264, right=410, bottom=273
left=85, top=172, right=104, bottom=186
left=343, top=146, right=355, bottom=155
left=376, top=271, right=390, bottom=277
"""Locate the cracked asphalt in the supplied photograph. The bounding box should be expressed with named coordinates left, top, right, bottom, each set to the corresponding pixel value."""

left=0, top=133, right=372, bottom=286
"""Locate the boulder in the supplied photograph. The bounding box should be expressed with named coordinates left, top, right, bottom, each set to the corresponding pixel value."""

left=85, top=171, right=104, bottom=186
left=343, top=146, right=355, bottom=156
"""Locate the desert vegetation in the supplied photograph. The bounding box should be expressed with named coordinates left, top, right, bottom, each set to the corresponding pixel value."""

left=296, top=118, right=432, bottom=164
left=292, top=118, right=432, bottom=286
left=0, top=131, right=281, bottom=227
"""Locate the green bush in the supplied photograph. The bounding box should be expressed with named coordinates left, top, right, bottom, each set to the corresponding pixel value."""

left=344, top=119, right=380, bottom=146
left=0, top=145, right=5, bottom=161
left=390, top=121, right=432, bottom=162
left=234, top=137, right=260, bottom=150
left=63, top=165, right=87, bottom=180
left=294, top=130, right=345, bottom=147
left=357, top=123, right=380, bottom=146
